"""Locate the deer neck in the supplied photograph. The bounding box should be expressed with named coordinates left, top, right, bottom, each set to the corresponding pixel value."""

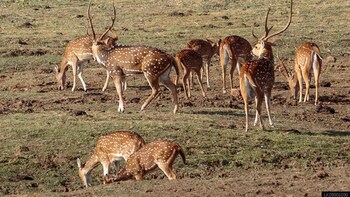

left=92, top=45, right=109, bottom=66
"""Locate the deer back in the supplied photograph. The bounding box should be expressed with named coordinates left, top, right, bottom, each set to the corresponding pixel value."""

left=187, top=39, right=220, bottom=58
left=220, top=35, right=252, bottom=59
left=95, top=131, right=145, bottom=157
left=176, top=49, right=203, bottom=70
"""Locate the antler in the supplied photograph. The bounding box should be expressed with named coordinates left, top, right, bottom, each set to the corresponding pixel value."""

left=98, top=3, right=116, bottom=41
left=87, top=0, right=96, bottom=40
left=263, top=0, right=293, bottom=41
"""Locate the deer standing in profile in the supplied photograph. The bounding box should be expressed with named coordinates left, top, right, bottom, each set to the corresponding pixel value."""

left=175, top=49, right=206, bottom=99
left=278, top=42, right=322, bottom=105
left=187, top=39, right=221, bottom=89
left=220, top=35, right=252, bottom=94
left=112, top=139, right=186, bottom=182
left=239, top=0, right=293, bottom=131
left=76, top=131, right=145, bottom=188
left=88, top=2, right=179, bottom=113
left=55, top=32, right=118, bottom=92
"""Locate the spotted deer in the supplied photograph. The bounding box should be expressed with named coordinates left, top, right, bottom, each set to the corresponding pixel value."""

left=187, top=39, right=221, bottom=89
left=112, top=139, right=186, bottom=182
left=239, top=0, right=293, bottom=131
left=55, top=32, right=118, bottom=92
left=280, top=42, right=322, bottom=105
left=175, top=49, right=206, bottom=99
left=76, top=131, right=145, bottom=188
left=220, top=35, right=252, bottom=94
left=88, top=2, right=179, bottom=113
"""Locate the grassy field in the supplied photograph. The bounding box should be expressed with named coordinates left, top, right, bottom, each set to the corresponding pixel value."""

left=0, top=0, right=349, bottom=196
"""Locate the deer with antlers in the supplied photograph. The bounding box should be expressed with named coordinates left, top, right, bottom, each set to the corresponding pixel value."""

left=278, top=42, right=322, bottom=105
left=239, top=0, right=293, bottom=131
left=88, top=2, right=179, bottom=113
left=187, top=39, right=221, bottom=89
left=55, top=31, right=119, bottom=92
left=111, top=139, right=186, bottom=182
left=220, top=35, right=252, bottom=94
left=175, top=49, right=207, bottom=99
left=76, top=131, right=145, bottom=188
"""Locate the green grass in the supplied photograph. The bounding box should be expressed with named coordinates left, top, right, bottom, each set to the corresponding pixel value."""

left=0, top=0, right=349, bottom=195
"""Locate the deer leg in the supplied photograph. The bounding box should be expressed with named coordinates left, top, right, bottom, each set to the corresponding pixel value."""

left=303, top=71, right=310, bottom=102
left=205, top=58, right=210, bottom=88
left=114, top=161, right=120, bottom=175
left=255, top=92, right=265, bottom=130
left=296, top=68, right=303, bottom=103
left=157, top=163, right=176, bottom=180
left=314, top=66, right=320, bottom=105
left=113, top=75, right=125, bottom=113
left=182, top=68, right=190, bottom=99
left=264, top=92, right=274, bottom=127
left=101, top=161, right=111, bottom=184
left=240, top=76, right=249, bottom=132
left=102, top=70, right=110, bottom=92
left=70, top=60, right=78, bottom=92
left=195, top=69, right=207, bottom=98
left=220, top=47, right=229, bottom=94
left=141, top=75, right=160, bottom=111
left=77, top=64, right=87, bottom=92
left=159, top=68, right=179, bottom=114
left=229, top=58, right=238, bottom=90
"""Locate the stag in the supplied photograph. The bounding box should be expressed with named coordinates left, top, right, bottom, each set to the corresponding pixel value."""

left=239, top=0, right=293, bottom=131
left=87, top=1, right=179, bottom=113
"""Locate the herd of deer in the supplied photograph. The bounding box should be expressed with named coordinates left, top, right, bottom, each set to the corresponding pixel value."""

left=54, top=0, right=323, bottom=187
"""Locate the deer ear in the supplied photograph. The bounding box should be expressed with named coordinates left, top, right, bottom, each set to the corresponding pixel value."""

left=54, top=65, right=59, bottom=73
left=77, top=158, right=82, bottom=169
left=103, top=38, right=111, bottom=45
left=217, top=39, right=222, bottom=46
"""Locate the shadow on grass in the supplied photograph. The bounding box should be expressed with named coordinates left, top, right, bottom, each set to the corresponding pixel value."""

left=191, top=109, right=245, bottom=117
left=278, top=129, right=350, bottom=137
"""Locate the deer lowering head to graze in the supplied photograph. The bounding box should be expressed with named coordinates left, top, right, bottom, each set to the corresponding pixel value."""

left=187, top=39, right=221, bottom=89
left=76, top=131, right=145, bottom=188
left=239, top=0, right=292, bottom=131
left=175, top=49, right=206, bottom=99
left=55, top=32, right=118, bottom=92
left=88, top=1, right=179, bottom=113
left=113, top=139, right=186, bottom=182
left=220, top=35, right=252, bottom=94
left=293, top=42, right=322, bottom=105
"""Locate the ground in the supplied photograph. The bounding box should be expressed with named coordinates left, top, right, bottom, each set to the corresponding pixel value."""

left=0, top=0, right=349, bottom=196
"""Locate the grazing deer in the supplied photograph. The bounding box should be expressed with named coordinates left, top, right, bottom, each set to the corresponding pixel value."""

left=187, top=39, right=221, bottom=88
left=76, top=131, right=145, bottom=188
left=239, top=0, right=293, bottom=131
left=113, top=139, right=186, bottom=182
left=175, top=49, right=206, bottom=99
left=88, top=2, right=179, bottom=113
left=55, top=32, right=118, bottom=92
left=220, top=35, right=252, bottom=94
left=293, top=42, right=322, bottom=104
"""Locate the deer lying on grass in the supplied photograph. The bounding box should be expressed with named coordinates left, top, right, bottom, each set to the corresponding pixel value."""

left=278, top=42, right=322, bottom=105
left=111, top=139, right=186, bottom=182
left=239, top=0, right=293, bottom=131
left=55, top=32, right=118, bottom=92
left=76, top=131, right=145, bottom=188
left=88, top=2, right=179, bottom=113
left=175, top=49, right=206, bottom=99
left=187, top=39, right=221, bottom=89
left=220, top=35, right=252, bottom=94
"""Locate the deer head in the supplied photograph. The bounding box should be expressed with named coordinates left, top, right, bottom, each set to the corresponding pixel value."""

left=276, top=53, right=299, bottom=99
left=251, top=0, right=293, bottom=59
left=87, top=1, right=117, bottom=64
